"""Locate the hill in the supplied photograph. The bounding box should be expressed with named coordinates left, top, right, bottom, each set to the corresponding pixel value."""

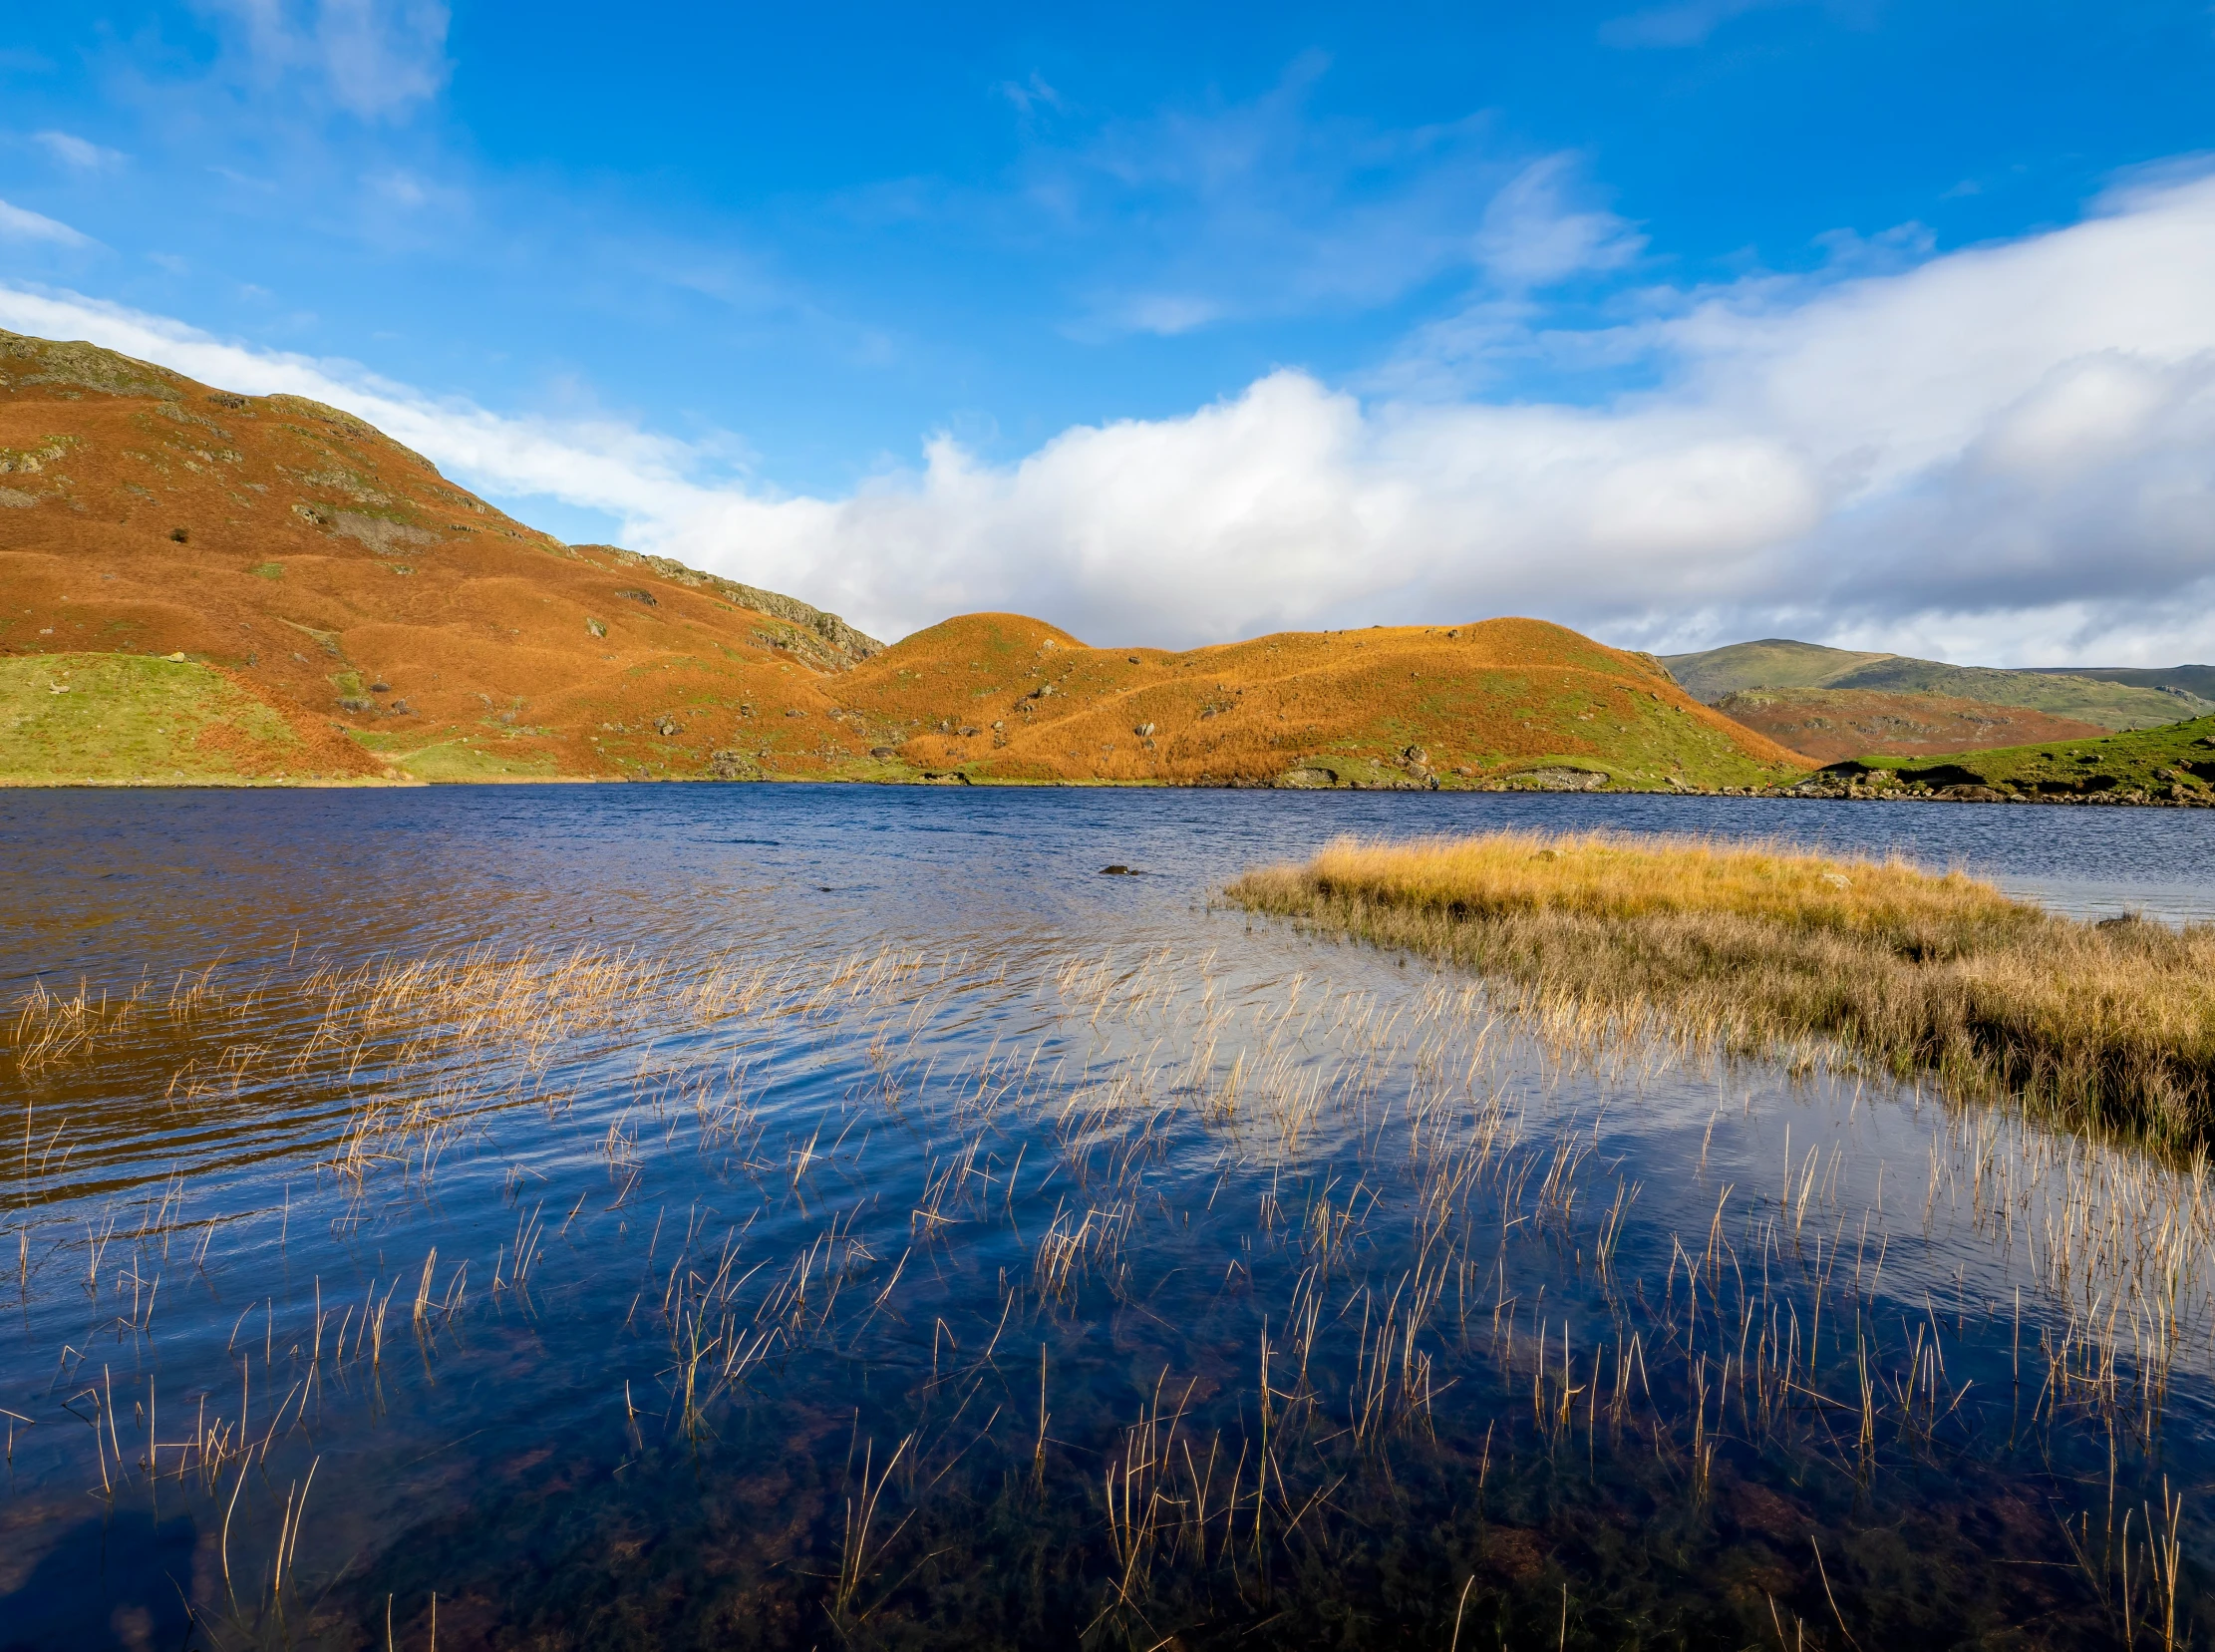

left=1665, top=638, right=2210, bottom=731
left=833, top=613, right=1809, bottom=790
left=1713, top=687, right=2108, bottom=764
left=1812, top=715, right=2215, bottom=805
left=0, top=325, right=1803, bottom=792
left=0, top=328, right=881, bottom=784
left=2016, top=663, right=2215, bottom=701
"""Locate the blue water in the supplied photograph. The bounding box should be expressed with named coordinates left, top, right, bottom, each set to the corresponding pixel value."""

left=2, top=785, right=2212, bottom=1650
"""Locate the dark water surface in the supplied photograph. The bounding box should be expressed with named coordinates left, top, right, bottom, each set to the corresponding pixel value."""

left=5, top=785, right=2215, bottom=1650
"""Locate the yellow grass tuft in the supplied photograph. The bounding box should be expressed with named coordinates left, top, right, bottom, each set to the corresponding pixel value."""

left=1226, top=829, right=2215, bottom=1144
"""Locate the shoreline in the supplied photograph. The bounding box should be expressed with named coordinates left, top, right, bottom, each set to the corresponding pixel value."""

left=3, top=771, right=2211, bottom=803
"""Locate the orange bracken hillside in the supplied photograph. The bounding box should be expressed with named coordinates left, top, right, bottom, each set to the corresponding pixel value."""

left=0, top=326, right=1805, bottom=790
left=836, top=612, right=1808, bottom=790
left=0, top=328, right=882, bottom=783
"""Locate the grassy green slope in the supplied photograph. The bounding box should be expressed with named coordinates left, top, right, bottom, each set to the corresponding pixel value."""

left=1823, top=659, right=2211, bottom=728
left=1842, top=714, right=2215, bottom=802
left=0, top=653, right=377, bottom=784
left=1660, top=639, right=1889, bottom=700
left=2016, top=664, right=2215, bottom=701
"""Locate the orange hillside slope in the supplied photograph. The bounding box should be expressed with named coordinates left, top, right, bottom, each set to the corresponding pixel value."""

left=0, top=326, right=1803, bottom=791
left=840, top=613, right=1808, bottom=789
left=0, top=329, right=879, bottom=782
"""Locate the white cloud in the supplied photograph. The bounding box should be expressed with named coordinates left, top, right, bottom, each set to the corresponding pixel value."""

left=0, top=200, right=94, bottom=247
left=8, top=168, right=2215, bottom=664
left=33, top=131, right=128, bottom=171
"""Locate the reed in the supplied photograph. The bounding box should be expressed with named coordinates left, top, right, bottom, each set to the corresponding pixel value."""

left=11, top=919, right=2212, bottom=1644
left=1226, top=829, right=2215, bottom=1145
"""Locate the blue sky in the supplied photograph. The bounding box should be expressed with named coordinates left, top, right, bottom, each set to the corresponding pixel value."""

left=5, top=2, right=2215, bottom=659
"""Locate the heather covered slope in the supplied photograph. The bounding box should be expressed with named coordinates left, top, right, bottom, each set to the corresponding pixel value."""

left=0, top=328, right=880, bottom=783
left=838, top=614, right=1809, bottom=790
left=1667, top=637, right=2210, bottom=730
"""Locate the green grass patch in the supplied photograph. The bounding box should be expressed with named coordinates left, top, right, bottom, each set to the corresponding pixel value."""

left=0, top=653, right=304, bottom=784
left=1847, top=714, right=2215, bottom=801
left=385, top=739, right=559, bottom=782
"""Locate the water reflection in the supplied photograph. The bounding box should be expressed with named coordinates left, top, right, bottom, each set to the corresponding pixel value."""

left=2, top=785, right=2212, bottom=1648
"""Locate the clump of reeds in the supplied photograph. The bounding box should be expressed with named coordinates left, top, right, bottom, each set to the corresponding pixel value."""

left=1225, top=830, right=2215, bottom=1145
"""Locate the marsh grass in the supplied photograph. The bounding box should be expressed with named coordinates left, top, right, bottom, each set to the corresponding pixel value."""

left=9, top=928, right=2215, bottom=1648
left=1226, top=829, right=2215, bottom=1146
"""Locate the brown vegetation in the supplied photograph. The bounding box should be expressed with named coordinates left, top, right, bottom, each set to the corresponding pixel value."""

left=1717, top=685, right=2110, bottom=764
left=0, top=329, right=880, bottom=783
left=1226, top=830, right=2215, bottom=1144
left=841, top=612, right=1807, bottom=789
left=0, top=328, right=1804, bottom=789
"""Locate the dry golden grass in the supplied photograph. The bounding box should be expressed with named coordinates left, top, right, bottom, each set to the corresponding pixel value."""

left=1226, top=830, right=2215, bottom=1144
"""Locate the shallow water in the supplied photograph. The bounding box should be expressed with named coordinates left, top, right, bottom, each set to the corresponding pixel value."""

left=4, top=785, right=2215, bottom=1650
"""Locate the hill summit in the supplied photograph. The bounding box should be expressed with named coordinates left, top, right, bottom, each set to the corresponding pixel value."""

left=0, top=326, right=1801, bottom=791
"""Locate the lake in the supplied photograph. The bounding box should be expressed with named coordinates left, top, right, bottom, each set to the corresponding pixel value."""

left=5, top=784, right=2214, bottom=1650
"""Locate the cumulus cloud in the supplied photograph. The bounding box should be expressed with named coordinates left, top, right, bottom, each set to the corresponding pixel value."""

left=0, top=200, right=94, bottom=247
left=8, top=169, right=2215, bottom=664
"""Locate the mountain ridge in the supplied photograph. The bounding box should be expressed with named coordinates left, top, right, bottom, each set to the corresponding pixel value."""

left=1664, top=638, right=2213, bottom=731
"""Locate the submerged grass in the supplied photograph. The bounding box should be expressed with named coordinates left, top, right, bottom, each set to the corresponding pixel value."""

left=1225, top=829, right=2215, bottom=1145
left=7, top=929, right=2215, bottom=1647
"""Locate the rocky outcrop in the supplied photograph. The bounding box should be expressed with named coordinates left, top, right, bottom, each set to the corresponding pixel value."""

left=570, top=544, right=881, bottom=668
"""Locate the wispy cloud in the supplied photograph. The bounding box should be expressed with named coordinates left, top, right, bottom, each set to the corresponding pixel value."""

left=1599, top=0, right=1799, bottom=49
left=198, top=0, right=453, bottom=119
left=8, top=169, right=2215, bottom=665
left=0, top=200, right=95, bottom=247
left=998, top=72, right=1064, bottom=116
left=1471, top=155, right=1645, bottom=289
left=33, top=131, right=128, bottom=171
left=1027, top=63, right=1641, bottom=338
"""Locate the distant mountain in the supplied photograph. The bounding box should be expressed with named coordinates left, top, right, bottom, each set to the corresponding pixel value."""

left=1713, top=687, right=2109, bottom=765
left=2015, top=663, right=2215, bottom=701
left=1663, top=638, right=2212, bottom=732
